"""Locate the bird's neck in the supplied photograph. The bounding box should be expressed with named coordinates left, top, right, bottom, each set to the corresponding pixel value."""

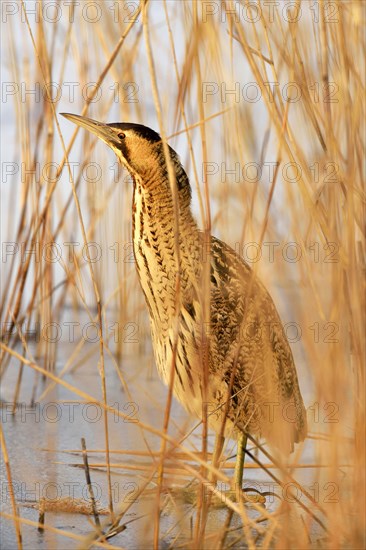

left=132, top=159, right=199, bottom=244
left=131, top=169, right=200, bottom=324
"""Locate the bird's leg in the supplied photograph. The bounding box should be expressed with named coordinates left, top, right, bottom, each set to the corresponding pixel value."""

left=234, top=432, right=247, bottom=491
left=170, top=432, right=264, bottom=507
left=232, top=432, right=265, bottom=504
left=170, top=434, right=225, bottom=507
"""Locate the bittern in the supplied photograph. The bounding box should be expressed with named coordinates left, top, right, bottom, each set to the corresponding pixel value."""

left=62, top=113, right=307, bottom=493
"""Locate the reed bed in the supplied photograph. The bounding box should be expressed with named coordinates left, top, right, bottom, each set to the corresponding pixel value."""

left=1, top=0, right=364, bottom=548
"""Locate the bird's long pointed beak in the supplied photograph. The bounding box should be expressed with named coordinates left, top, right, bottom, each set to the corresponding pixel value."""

left=61, top=113, right=119, bottom=147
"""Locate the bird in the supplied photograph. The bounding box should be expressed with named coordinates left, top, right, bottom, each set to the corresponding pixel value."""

left=62, top=113, right=307, bottom=493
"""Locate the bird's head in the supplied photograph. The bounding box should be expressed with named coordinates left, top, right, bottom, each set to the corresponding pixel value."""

left=61, top=113, right=179, bottom=187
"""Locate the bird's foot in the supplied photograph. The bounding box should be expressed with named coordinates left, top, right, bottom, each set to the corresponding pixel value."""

left=167, top=483, right=266, bottom=508
left=211, top=487, right=266, bottom=507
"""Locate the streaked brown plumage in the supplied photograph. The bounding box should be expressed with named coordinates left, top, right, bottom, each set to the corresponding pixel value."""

left=62, top=113, right=307, bottom=461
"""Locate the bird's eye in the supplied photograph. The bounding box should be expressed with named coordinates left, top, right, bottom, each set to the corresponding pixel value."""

left=118, top=132, right=126, bottom=140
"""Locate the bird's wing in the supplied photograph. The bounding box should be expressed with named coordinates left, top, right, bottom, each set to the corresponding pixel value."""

left=208, top=236, right=307, bottom=452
